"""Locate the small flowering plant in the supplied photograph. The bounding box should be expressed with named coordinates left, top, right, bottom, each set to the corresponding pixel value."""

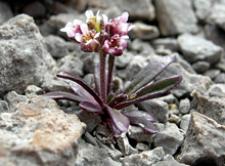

left=46, top=10, right=182, bottom=136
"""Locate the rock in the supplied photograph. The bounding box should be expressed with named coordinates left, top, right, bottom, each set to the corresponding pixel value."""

left=45, top=35, right=75, bottom=59
left=130, top=22, right=159, bottom=40
left=178, top=34, right=222, bottom=64
left=178, top=112, right=225, bottom=165
left=192, top=91, right=225, bottom=125
left=192, top=61, right=210, bottom=74
left=193, top=0, right=215, bottom=21
left=135, top=143, right=149, bottom=151
left=153, top=123, right=184, bottom=155
left=75, top=140, right=122, bottom=166
left=0, top=100, right=9, bottom=113
left=128, top=126, right=153, bottom=143
left=122, top=147, right=188, bottom=166
left=155, top=0, right=198, bottom=36
left=160, top=60, right=212, bottom=97
left=122, top=147, right=165, bottom=166
left=0, top=14, right=56, bottom=95
left=152, top=155, right=189, bottom=166
left=0, top=95, right=85, bottom=166
left=125, top=55, right=148, bottom=80
left=115, top=51, right=132, bottom=69
left=152, top=38, right=179, bottom=52
left=0, top=1, right=13, bottom=25
left=180, top=114, right=191, bottom=133
left=58, top=54, right=84, bottom=76
left=137, top=99, right=169, bottom=123
left=64, top=0, right=88, bottom=12
left=179, top=98, right=191, bottom=114
left=204, top=24, right=225, bottom=50
left=207, top=84, right=225, bottom=97
left=88, top=0, right=155, bottom=21
left=116, top=135, right=137, bottom=155
left=23, top=1, right=46, bottom=18
left=129, top=39, right=155, bottom=56
left=208, top=4, right=225, bottom=31
left=25, top=85, right=43, bottom=95
left=204, top=69, right=221, bottom=80
left=214, top=73, right=225, bottom=83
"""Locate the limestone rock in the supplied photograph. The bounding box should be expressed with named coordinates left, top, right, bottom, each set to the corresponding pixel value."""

left=0, top=95, right=85, bottom=166
left=178, top=112, right=225, bottom=165
left=155, top=0, right=198, bottom=35
left=0, top=14, right=56, bottom=95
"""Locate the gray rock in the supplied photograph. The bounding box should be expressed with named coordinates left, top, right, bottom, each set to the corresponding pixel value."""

left=204, top=69, right=221, bottom=80
left=178, top=112, right=225, bottom=165
left=0, top=95, right=85, bottom=166
left=152, top=38, right=179, bottom=52
left=45, top=35, right=75, bottom=59
left=155, top=0, right=198, bottom=35
left=193, top=0, right=216, bottom=21
left=23, top=1, right=46, bottom=18
left=180, top=114, right=191, bottom=133
left=179, top=98, right=191, bottom=114
left=192, top=91, right=225, bottom=125
left=88, top=0, right=155, bottom=21
left=25, top=85, right=43, bottom=95
left=116, top=135, right=137, bottom=155
left=135, top=143, right=149, bottom=151
left=215, top=58, right=225, bottom=72
left=0, top=100, right=9, bottom=113
left=204, top=24, right=225, bottom=50
left=214, top=73, right=225, bottom=83
left=137, top=99, right=169, bottom=123
left=128, top=126, right=153, bottom=143
left=0, top=14, right=56, bottom=95
left=153, top=123, right=184, bottom=155
left=208, top=4, right=225, bottom=31
left=160, top=61, right=212, bottom=97
left=129, top=39, right=155, bottom=56
left=122, top=147, right=165, bottom=166
left=207, top=84, right=225, bottom=97
left=115, top=51, right=132, bottom=69
left=130, top=22, right=159, bottom=40
left=152, top=155, right=189, bottom=166
left=75, top=140, right=122, bottom=166
left=122, top=147, right=188, bottom=166
left=58, top=54, right=84, bottom=76
left=0, top=1, right=13, bottom=25
left=125, top=55, right=148, bottom=80
left=192, top=61, right=210, bottom=74
left=178, top=34, right=222, bottom=64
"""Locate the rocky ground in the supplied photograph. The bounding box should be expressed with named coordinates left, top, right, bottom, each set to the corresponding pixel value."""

left=0, top=0, right=225, bottom=166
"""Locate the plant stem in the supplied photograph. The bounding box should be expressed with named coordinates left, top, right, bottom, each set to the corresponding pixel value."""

left=99, top=51, right=106, bottom=102
left=107, top=55, right=115, bottom=95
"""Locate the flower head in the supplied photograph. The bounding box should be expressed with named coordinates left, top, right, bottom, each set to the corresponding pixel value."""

left=60, top=10, right=132, bottom=55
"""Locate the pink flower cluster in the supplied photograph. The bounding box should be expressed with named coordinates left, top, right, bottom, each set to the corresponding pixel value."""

left=61, top=10, right=132, bottom=56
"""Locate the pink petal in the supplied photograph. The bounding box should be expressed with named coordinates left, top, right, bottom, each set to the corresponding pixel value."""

left=80, top=23, right=89, bottom=34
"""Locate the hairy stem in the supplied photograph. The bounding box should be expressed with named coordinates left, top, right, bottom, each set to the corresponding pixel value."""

left=99, top=51, right=106, bottom=102
left=107, top=55, right=115, bottom=95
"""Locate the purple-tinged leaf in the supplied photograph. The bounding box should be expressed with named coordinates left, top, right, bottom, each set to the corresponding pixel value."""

left=108, top=93, right=128, bottom=107
left=122, top=109, right=157, bottom=133
left=114, top=90, right=171, bottom=109
left=57, top=72, right=104, bottom=107
left=135, top=75, right=182, bottom=98
left=105, top=106, right=130, bottom=136
left=44, top=91, right=83, bottom=102
left=79, top=101, right=103, bottom=113
left=126, top=55, right=177, bottom=94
